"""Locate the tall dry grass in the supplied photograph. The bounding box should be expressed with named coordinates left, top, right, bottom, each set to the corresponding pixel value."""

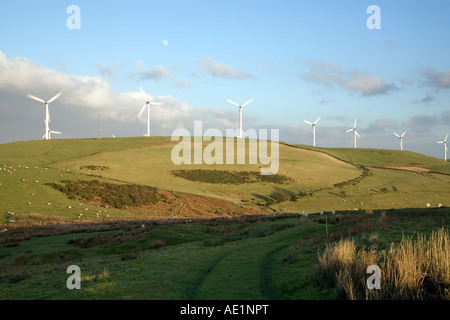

left=317, top=228, right=449, bottom=300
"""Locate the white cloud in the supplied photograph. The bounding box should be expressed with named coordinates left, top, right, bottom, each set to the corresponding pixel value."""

left=197, top=56, right=255, bottom=80
left=96, top=61, right=124, bottom=77
left=424, top=68, right=450, bottom=89
left=173, top=79, right=191, bottom=89
left=130, top=59, right=172, bottom=82
left=0, top=50, right=254, bottom=142
left=302, top=60, right=397, bottom=96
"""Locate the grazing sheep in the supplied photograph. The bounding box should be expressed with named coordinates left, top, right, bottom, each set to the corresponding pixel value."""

left=331, top=210, right=336, bottom=215
left=301, top=212, right=308, bottom=217
left=437, top=204, right=442, bottom=208
left=141, top=224, right=145, bottom=228
left=0, top=228, right=7, bottom=233
left=320, top=211, right=324, bottom=215
left=426, top=203, right=431, bottom=208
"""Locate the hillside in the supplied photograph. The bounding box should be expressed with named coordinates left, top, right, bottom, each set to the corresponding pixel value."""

left=0, top=137, right=449, bottom=302
left=0, top=137, right=449, bottom=226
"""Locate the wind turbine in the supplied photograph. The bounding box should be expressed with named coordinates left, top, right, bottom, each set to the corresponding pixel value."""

left=138, top=87, right=162, bottom=137
left=394, top=131, right=407, bottom=151
left=304, top=117, right=320, bottom=147
left=437, top=134, right=448, bottom=161
left=345, top=118, right=360, bottom=148
left=44, top=130, right=62, bottom=140
left=226, top=98, right=254, bottom=138
left=27, top=92, right=62, bottom=140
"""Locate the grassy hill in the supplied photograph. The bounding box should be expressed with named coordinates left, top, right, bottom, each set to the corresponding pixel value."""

left=0, top=138, right=449, bottom=225
left=0, top=137, right=449, bottom=301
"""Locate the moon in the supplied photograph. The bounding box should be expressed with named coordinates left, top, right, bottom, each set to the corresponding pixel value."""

left=162, top=39, right=168, bottom=46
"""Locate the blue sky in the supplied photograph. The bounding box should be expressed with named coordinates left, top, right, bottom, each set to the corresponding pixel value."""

left=0, top=0, right=449, bottom=158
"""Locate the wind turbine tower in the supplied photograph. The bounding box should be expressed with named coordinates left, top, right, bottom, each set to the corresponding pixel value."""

left=304, top=117, right=320, bottom=147
left=226, top=98, right=254, bottom=138
left=27, top=92, right=62, bottom=140
left=138, top=87, right=162, bottom=137
left=345, top=118, right=360, bottom=148
left=394, top=131, right=407, bottom=151
left=437, top=134, right=448, bottom=161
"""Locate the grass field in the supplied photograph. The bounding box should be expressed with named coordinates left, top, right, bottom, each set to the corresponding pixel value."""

left=0, top=137, right=449, bottom=300
left=0, top=209, right=448, bottom=299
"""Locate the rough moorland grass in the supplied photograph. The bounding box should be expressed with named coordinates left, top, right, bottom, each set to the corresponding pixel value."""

left=172, top=169, right=292, bottom=184
left=317, top=228, right=449, bottom=300
left=46, top=180, right=161, bottom=209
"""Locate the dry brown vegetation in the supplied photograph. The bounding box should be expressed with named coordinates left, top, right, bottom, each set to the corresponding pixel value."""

left=317, top=228, right=449, bottom=300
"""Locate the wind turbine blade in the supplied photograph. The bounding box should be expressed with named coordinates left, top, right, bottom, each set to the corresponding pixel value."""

left=354, top=118, right=357, bottom=128
left=401, top=131, right=407, bottom=137
left=304, top=120, right=312, bottom=125
left=437, top=141, right=444, bottom=144
left=346, top=129, right=353, bottom=133
left=48, top=92, right=62, bottom=103
left=139, top=87, right=148, bottom=102
left=27, top=94, right=45, bottom=104
left=445, top=134, right=448, bottom=143
left=314, top=117, right=321, bottom=124
left=226, top=99, right=240, bottom=107
left=241, top=98, right=254, bottom=108
left=138, top=104, right=146, bottom=117
left=356, top=132, right=361, bottom=138
left=394, top=132, right=400, bottom=138
left=150, top=102, right=163, bottom=106
left=50, top=131, right=62, bottom=134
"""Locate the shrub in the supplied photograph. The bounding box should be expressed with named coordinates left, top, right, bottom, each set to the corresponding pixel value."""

left=46, top=180, right=160, bottom=209
left=148, top=240, right=165, bottom=250
left=270, top=190, right=290, bottom=203
left=172, top=169, right=292, bottom=184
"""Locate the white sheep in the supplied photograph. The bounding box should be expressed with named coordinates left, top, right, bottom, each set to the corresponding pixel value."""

left=426, top=203, right=431, bottom=208
left=301, top=211, right=308, bottom=217
left=0, top=228, right=7, bottom=233
left=331, top=210, right=336, bottom=215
